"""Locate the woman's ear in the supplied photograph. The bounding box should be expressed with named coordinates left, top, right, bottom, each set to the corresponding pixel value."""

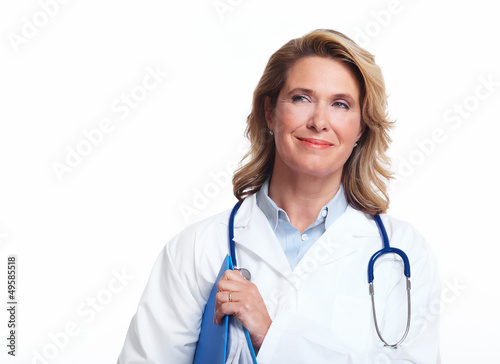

left=356, top=121, right=366, bottom=141
left=264, top=96, right=273, bottom=130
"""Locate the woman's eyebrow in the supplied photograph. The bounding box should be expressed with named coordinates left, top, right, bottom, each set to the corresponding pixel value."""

left=286, top=87, right=313, bottom=96
left=333, top=93, right=356, bottom=104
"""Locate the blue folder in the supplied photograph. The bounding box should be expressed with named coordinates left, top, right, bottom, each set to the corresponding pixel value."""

left=193, top=255, right=257, bottom=364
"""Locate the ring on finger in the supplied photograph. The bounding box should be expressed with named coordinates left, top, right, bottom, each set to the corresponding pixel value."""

left=228, top=291, right=232, bottom=302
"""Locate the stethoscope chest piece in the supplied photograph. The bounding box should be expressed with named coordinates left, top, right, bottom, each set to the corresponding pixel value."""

left=235, top=268, right=251, bottom=281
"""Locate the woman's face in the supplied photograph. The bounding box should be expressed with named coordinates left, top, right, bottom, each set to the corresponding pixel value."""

left=265, top=56, right=364, bottom=180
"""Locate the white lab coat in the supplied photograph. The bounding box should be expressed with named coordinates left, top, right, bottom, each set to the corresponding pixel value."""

left=118, top=194, right=440, bottom=363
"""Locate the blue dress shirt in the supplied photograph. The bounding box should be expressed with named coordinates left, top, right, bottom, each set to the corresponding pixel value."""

left=256, top=179, right=348, bottom=270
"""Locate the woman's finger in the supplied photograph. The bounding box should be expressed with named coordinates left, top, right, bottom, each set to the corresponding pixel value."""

left=215, top=290, right=238, bottom=305
left=216, top=271, right=250, bottom=294
left=213, top=301, right=239, bottom=325
left=213, top=270, right=272, bottom=349
left=221, top=269, right=247, bottom=282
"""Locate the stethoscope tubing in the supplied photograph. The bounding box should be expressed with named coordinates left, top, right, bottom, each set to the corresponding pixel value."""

left=228, top=201, right=242, bottom=267
left=368, top=215, right=411, bottom=283
left=369, top=214, right=412, bottom=348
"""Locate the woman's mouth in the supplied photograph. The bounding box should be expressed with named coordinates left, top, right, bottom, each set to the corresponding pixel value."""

left=297, top=137, right=334, bottom=150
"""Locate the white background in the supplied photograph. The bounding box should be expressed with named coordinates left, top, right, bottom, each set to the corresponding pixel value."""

left=1, top=0, right=499, bottom=363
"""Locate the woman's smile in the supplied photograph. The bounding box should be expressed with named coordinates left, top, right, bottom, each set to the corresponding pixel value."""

left=265, top=56, right=363, bottom=179
left=296, top=137, right=334, bottom=150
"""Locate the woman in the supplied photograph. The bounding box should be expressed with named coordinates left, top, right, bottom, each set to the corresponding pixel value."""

left=118, top=29, right=440, bottom=363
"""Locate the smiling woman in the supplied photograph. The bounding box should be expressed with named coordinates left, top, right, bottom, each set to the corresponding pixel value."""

left=118, top=29, right=440, bottom=364
left=234, top=30, right=393, bottom=216
left=266, top=57, right=363, bottom=207
left=261, top=57, right=364, bottom=233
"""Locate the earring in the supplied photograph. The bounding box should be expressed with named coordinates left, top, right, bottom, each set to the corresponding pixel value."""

left=269, top=130, right=274, bottom=136
left=354, top=142, right=358, bottom=147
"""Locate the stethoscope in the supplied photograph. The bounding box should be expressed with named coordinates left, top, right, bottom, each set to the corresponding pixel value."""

left=228, top=201, right=412, bottom=348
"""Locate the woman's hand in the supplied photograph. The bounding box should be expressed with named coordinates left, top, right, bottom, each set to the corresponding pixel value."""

left=214, top=269, right=272, bottom=350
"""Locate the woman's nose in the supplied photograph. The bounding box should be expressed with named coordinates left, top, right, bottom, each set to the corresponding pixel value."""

left=308, top=104, right=330, bottom=132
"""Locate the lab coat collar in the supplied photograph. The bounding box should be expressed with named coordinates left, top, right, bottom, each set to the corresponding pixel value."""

left=231, top=194, right=379, bottom=279
left=293, top=204, right=379, bottom=274
left=256, top=178, right=348, bottom=232
left=232, top=194, right=293, bottom=278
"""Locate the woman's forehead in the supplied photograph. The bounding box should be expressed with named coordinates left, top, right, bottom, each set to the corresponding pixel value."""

left=281, top=56, right=361, bottom=100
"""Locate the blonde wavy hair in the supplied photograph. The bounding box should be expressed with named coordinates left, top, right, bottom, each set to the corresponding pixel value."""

left=232, top=29, right=393, bottom=215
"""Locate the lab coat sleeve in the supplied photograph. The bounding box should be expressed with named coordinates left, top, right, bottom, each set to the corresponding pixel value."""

left=117, top=234, right=205, bottom=363
left=256, top=220, right=441, bottom=364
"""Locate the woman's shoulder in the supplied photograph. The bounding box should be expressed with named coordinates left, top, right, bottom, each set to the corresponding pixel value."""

left=181, top=208, right=232, bottom=236
left=162, top=198, right=256, bottom=265
left=166, top=207, right=232, bottom=254
left=154, top=207, right=238, bottom=302
left=377, top=212, right=438, bottom=264
left=345, top=206, right=433, bottom=255
left=378, top=212, right=426, bottom=242
left=343, top=205, right=423, bottom=238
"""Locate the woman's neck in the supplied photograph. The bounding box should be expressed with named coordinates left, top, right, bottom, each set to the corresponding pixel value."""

left=268, top=166, right=341, bottom=233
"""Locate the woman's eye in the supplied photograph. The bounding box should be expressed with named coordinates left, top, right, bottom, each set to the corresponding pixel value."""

left=333, top=101, right=349, bottom=109
left=291, top=95, right=309, bottom=102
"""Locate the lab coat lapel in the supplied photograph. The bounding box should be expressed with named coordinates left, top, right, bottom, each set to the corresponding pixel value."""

left=231, top=195, right=293, bottom=278
left=294, top=206, right=379, bottom=274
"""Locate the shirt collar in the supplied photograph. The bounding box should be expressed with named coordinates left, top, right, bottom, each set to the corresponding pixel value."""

left=255, top=178, right=348, bottom=232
